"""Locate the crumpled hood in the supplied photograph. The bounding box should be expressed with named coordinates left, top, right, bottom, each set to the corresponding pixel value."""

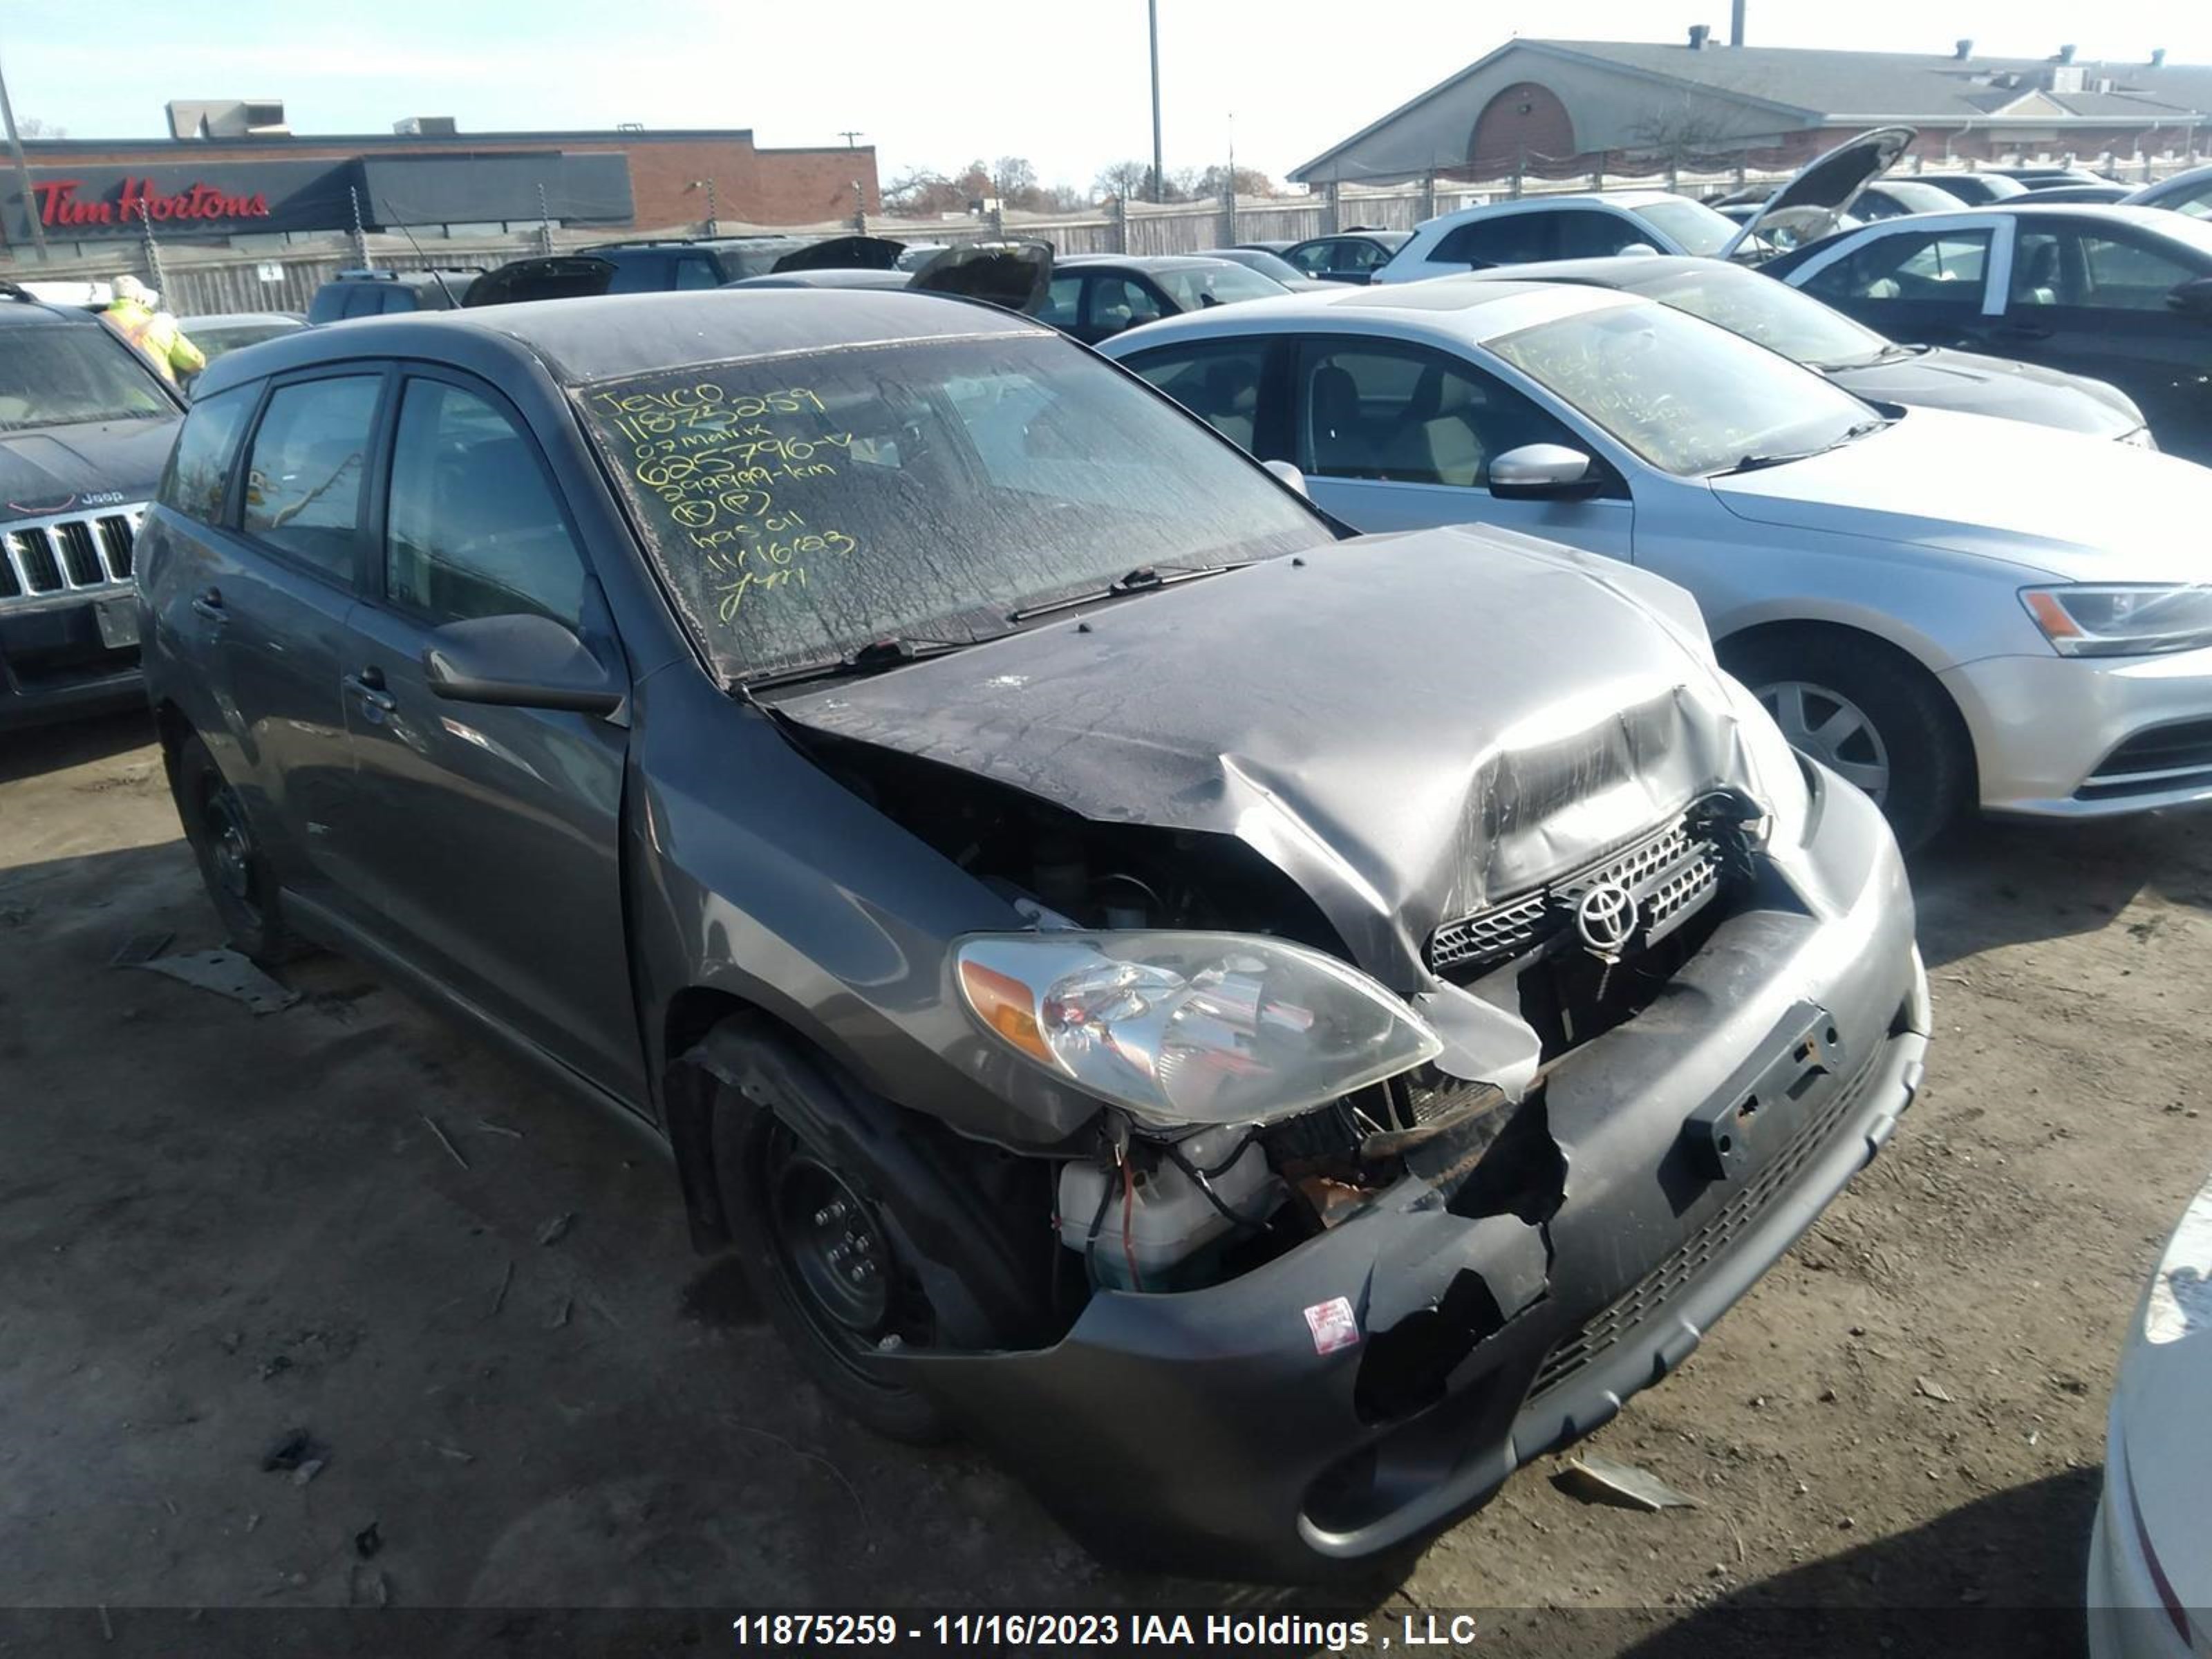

left=1713, top=406, right=2212, bottom=583
left=777, top=527, right=1775, bottom=988
left=1833, top=347, right=2139, bottom=438
left=0, top=418, right=178, bottom=519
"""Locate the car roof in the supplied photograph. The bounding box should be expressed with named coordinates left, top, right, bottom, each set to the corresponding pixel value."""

left=191, top=288, right=1051, bottom=398
left=1096, top=276, right=1638, bottom=354
left=0, top=287, right=96, bottom=328
left=1056, top=254, right=1246, bottom=272
left=1454, top=253, right=1725, bottom=290
left=1416, top=191, right=1689, bottom=230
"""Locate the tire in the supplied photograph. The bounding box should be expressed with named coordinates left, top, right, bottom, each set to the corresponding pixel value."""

left=715, top=1094, right=953, bottom=1444
left=1721, top=631, right=1969, bottom=855
left=168, top=732, right=305, bottom=964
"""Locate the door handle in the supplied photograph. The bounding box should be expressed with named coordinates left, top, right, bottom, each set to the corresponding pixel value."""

left=343, top=667, right=397, bottom=713
left=1994, top=323, right=2054, bottom=341
left=191, top=588, right=227, bottom=624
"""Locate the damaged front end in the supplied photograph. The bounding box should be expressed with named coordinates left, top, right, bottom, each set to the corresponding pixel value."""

left=749, top=532, right=1929, bottom=1579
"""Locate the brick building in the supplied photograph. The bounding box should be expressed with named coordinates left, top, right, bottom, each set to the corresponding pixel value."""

left=1293, top=32, right=2212, bottom=185
left=2, top=117, right=881, bottom=257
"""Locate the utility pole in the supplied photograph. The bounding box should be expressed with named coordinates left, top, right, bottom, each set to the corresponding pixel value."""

left=838, top=130, right=864, bottom=149
left=1147, top=0, right=1163, bottom=203
left=0, top=44, right=49, bottom=261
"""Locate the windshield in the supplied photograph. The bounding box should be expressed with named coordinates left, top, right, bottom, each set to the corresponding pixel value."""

left=1488, top=299, right=1873, bottom=476
left=1633, top=198, right=1741, bottom=257
left=0, top=326, right=174, bottom=430
left=1152, top=263, right=1288, bottom=310
left=577, top=332, right=1330, bottom=681
left=1620, top=264, right=1891, bottom=369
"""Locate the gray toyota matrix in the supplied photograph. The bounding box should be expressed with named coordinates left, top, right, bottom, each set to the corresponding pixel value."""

left=138, top=290, right=1928, bottom=1581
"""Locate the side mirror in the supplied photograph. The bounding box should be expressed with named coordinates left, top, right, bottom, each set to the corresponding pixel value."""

left=422, top=613, right=625, bottom=715
left=1488, top=443, right=1600, bottom=500
left=2167, top=276, right=2212, bottom=319
left=1619, top=241, right=1662, bottom=257
left=1262, top=458, right=1311, bottom=498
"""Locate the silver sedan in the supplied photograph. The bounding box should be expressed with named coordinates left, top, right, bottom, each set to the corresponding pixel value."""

left=1100, top=279, right=2212, bottom=850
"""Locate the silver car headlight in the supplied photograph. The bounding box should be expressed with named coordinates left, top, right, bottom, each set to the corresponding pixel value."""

left=955, top=932, right=1441, bottom=1129
left=2021, top=584, right=2212, bottom=657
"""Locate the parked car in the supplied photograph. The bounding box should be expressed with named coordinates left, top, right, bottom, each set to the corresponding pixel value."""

left=306, top=269, right=476, bottom=323
left=1983, top=165, right=2111, bottom=191
left=1101, top=279, right=2212, bottom=848
left=137, top=287, right=1928, bottom=1582
left=467, top=236, right=813, bottom=306
left=0, top=281, right=184, bottom=728
left=1474, top=254, right=2151, bottom=444
left=1381, top=130, right=1917, bottom=281
left=2010, top=182, right=2134, bottom=205
left=1764, top=203, right=2212, bottom=463
left=1911, top=171, right=2031, bottom=205
left=727, top=240, right=1055, bottom=317
left=1855, top=178, right=1982, bottom=221
left=177, top=311, right=306, bottom=369
left=1034, top=254, right=1291, bottom=345
left=2124, top=162, right=2212, bottom=219
left=1197, top=247, right=1335, bottom=289
left=1277, top=229, right=1411, bottom=284
left=2088, top=1167, right=2212, bottom=1658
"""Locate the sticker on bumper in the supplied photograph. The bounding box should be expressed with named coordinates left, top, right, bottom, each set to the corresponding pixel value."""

left=1304, top=1296, right=1360, bottom=1355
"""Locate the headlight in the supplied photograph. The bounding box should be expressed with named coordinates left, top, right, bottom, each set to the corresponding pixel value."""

left=955, top=931, right=1441, bottom=1129
left=2021, top=585, right=2212, bottom=657
left=2145, top=1171, right=2212, bottom=1345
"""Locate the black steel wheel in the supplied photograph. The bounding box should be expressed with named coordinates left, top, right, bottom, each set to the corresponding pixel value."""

left=168, top=731, right=301, bottom=964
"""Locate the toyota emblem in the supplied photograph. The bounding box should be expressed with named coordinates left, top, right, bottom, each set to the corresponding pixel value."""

left=1573, top=880, right=1640, bottom=957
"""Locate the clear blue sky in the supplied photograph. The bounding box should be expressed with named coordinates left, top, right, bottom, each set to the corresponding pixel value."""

left=6, top=0, right=2210, bottom=189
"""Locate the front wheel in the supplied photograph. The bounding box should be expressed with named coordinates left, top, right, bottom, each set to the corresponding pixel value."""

left=718, top=1103, right=952, bottom=1443
left=1723, top=632, right=1969, bottom=854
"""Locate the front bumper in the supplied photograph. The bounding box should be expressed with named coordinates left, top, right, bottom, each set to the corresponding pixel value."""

left=906, top=786, right=1928, bottom=1581
left=1942, top=644, right=2212, bottom=818
left=2087, top=1411, right=2196, bottom=1659
left=0, top=597, right=144, bottom=731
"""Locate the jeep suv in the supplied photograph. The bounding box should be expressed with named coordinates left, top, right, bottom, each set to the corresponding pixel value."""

left=0, top=281, right=184, bottom=729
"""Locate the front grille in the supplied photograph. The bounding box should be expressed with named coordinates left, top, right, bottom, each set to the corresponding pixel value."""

left=0, top=507, right=142, bottom=610
left=1427, top=807, right=1726, bottom=978
left=1525, top=1044, right=1881, bottom=1402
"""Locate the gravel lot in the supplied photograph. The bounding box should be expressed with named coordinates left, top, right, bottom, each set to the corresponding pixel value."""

left=3, top=711, right=2206, bottom=1655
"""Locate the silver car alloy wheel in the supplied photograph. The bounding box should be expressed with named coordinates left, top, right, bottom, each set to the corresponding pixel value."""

left=1755, top=679, right=1891, bottom=803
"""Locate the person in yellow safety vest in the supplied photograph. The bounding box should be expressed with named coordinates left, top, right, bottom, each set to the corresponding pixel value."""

left=103, top=274, right=205, bottom=386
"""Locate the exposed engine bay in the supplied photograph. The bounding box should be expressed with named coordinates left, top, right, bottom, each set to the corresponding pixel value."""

left=798, top=727, right=1773, bottom=1327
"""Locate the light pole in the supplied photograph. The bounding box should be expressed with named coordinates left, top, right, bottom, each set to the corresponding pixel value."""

left=1147, top=0, right=1163, bottom=203
left=0, top=44, right=49, bottom=261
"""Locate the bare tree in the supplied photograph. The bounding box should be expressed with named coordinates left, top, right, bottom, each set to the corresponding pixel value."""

left=1191, top=163, right=1278, bottom=198
left=1094, top=159, right=1154, bottom=203
left=1625, top=96, right=1744, bottom=162
left=16, top=117, right=66, bottom=139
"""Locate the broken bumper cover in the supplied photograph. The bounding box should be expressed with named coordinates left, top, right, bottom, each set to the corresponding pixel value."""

left=906, top=782, right=1928, bottom=1582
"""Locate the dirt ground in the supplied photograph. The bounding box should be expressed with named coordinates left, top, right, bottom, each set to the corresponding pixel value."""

left=2, top=710, right=2207, bottom=1654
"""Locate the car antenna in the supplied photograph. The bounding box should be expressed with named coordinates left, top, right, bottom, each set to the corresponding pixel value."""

left=381, top=199, right=465, bottom=308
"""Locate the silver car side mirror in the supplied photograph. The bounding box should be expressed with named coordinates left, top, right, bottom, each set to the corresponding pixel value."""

left=1262, top=458, right=1311, bottom=498
left=1488, top=443, right=1597, bottom=500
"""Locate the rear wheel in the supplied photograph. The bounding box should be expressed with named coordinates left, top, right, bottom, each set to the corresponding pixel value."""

left=718, top=1102, right=952, bottom=1443
left=1723, top=631, right=1968, bottom=854
left=168, top=732, right=303, bottom=964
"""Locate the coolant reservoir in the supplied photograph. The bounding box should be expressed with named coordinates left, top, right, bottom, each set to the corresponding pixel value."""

left=1057, top=1124, right=1278, bottom=1291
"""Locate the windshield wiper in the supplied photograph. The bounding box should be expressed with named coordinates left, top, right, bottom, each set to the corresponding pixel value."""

left=740, top=633, right=984, bottom=692
left=1006, top=562, right=1241, bottom=623
left=1718, top=418, right=1891, bottom=476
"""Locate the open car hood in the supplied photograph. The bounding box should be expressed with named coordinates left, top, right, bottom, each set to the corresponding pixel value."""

left=906, top=240, right=1054, bottom=314
left=464, top=256, right=611, bottom=308
left=1723, top=126, right=1914, bottom=261
left=771, top=235, right=910, bottom=274
left=774, top=527, right=1775, bottom=989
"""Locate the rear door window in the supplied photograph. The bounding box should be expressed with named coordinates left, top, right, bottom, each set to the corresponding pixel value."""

left=1803, top=228, right=1993, bottom=306
left=240, top=374, right=383, bottom=582
left=1085, top=274, right=1166, bottom=332
left=1036, top=275, right=1082, bottom=328
left=606, top=255, right=671, bottom=294
left=1121, top=339, right=1273, bottom=453
left=1295, top=337, right=1580, bottom=488
left=1555, top=209, right=1649, bottom=259
left=1432, top=214, right=1553, bottom=269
